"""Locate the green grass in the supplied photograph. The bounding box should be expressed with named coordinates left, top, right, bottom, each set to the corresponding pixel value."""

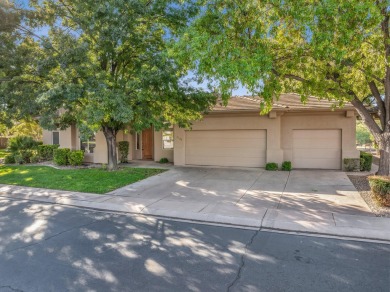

left=0, top=165, right=166, bottom=194
left=0, top=149, right=9, bottom=159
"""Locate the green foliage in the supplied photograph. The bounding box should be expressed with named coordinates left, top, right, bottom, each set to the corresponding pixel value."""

left=37, top=145, right=59, bottom=161
left=4, top=154, right=15, bottom=164
left=30, top=153, right=40, bottom=164
left=53, top=148, right=70, bottom=166
left=343, top=158, right=360, bottom=172
left=159, top=157, right=169, bottom=164
left=281, top=161, right=292, bottom=171
left=368, top=176, right=390, bottom=206
left=68, top=150, right=85, bottom=166
left=14, top=153, right=23, bottom=165
left=8, top=136, right=39, bottom=153
left=356, top=121, right=373, bottom=145
left=118, top=141, right=129, bottom=163
left=360, top=152, right=373, bottom=171
left=266, top=163, right=278, bottom=171
left=18, top=150, right=34, bottom=164
left=8, top=120, right=43, bottom=141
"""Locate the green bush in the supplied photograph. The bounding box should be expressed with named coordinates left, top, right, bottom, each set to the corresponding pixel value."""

left=19, top=150, right=34, bottom=164
left=8, top=136, right=39, bottom=152
left=281, top=161, right=292, bottom=171
left=360, top=152, right=373, bottom=171
left=14, top=153, right=24, bottom=164
left=266, top=162, right=278, bottom=171
left=159, top=157, right=169, bottom=164
left=38, top=144, right=59, bottom=161
left=118, top=141, right=129, bottom=163
left=343, top=158, right=360, bottom=172
left=68, top=150, right=84, bottom=166
left=54, top=148, right=70, bottom=166
left=30, top=153, right=40, bottom=163
left=4, top=154, right=15, bottom=164
left=368, top=176, right=390, bottom=206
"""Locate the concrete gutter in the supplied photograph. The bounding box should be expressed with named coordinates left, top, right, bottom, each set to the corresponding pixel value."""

left=1, top=184, right=389, bottom=243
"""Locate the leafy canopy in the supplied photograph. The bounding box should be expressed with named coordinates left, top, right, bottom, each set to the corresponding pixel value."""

left=178, top=0, right=385, bottom=115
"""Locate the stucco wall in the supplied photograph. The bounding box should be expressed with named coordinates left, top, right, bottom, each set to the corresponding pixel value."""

left=154, top=130, right=174, bottom=162
left=174, top=110, right=359, bottom=169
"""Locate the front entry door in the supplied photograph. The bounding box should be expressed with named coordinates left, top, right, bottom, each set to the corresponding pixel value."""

left=142, top=128, right=153, bottom=160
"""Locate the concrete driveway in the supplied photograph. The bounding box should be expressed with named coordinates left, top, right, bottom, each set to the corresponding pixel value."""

left=109, top=167, right=373, bottom=219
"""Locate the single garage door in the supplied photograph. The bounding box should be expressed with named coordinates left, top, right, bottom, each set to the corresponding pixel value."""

left=185, top=130, right=266, bottom=167
left=293, top=129, right=341, bottom=169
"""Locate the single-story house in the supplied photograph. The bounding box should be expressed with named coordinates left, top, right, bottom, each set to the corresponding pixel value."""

left=42, top=93, right=360, bottom=170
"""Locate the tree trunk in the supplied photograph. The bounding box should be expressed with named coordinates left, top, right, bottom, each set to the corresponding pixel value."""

left=102, top=126, right=118, bottom=171
left=376, top=132, right=390, bottom=176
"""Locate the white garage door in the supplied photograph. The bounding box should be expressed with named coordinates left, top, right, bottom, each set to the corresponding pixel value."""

left=293, top=129, right=341, bottom=169
left=185, top=130, right=266, bottom=167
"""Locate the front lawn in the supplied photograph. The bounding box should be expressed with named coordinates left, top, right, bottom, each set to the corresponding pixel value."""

left=0, top=165, right=165, bottom=194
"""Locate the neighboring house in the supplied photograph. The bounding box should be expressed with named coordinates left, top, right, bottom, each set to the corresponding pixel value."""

left=42, top=93, right=360, bottom=170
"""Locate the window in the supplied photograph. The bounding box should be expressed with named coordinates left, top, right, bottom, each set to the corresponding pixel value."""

left=162, top=129, right=174, bottom=149
left=52, top=132, right=59, bottom=145
left=136, top=132, right=141, bottom=150
left=80, top=135, right=96, bottom=154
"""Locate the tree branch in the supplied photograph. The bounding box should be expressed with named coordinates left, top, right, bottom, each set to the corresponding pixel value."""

left=368, top=80, right=386, bottom=129
left=350, top=93, right=382, bottom=136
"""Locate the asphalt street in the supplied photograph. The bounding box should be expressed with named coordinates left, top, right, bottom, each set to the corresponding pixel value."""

left=0, top=197, right=389, bottom=292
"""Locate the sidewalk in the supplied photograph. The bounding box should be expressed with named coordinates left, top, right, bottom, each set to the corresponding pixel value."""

left=1, top=183, right=389, bottom=243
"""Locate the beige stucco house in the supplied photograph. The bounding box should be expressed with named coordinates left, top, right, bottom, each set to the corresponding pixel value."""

left=42, top=94, right=360, bottom=170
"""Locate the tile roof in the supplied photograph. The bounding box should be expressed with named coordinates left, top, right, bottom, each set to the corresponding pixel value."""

left=212, top=93, right=355, bottom=112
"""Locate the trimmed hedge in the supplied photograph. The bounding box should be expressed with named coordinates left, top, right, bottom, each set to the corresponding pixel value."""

left=360, top=152, right=373, bottom=171
left=118, top=141, right=129, bottom=163
left=38, top=144, right=59, bottom=161
left=281, top=161, right=292, bottom=171
left=368, top=176, right=390, bottom=206
left=54, top=148, right=70, bottom=166
left=266, top=162, right=278, bottom=171
left=68, top=150, right=84, bottom=166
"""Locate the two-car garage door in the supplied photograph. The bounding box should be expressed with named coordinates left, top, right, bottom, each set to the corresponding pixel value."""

left=185, top=130, right=266, bottom=167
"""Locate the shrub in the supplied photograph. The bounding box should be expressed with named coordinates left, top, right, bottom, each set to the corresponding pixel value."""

left=368, top=176, right=390, bottom=206
left=266, top=162, right=278, bottom=171
left=8, top=136, right=39, bottom=152
left=19, top=150, right=34, bottom=164
left=118, top=141, right=129, bottom=163
left=30, top=153, right=40, bottom=163
left=68, top=150, right=84, bottom=166
left=343, top=158, right=360, bottom=172
left=159, top=157, right=169, bottom=164
left=14, top=153, right=24, bottom=164
left=281, top=161, right=292, bottom=171
left=4, top=154, right=15, bottom=164
left=38, top=144, right=59, bottom=161
left=54, top=148, right=70, bottom=165
left=360, top=152, right=373, bottom=171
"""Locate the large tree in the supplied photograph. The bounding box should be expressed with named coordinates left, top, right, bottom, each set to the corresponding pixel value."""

left=178, top=0, right=390, bottom=175
left=1, top=0, right=215, bottom=170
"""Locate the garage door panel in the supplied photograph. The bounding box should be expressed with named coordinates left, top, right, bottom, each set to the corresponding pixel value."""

left=185, top=130, right=266, bottom=167
left=186, top=138, right=266, bottom=149
left=293, top=130, right=341, bottom=170
left=186, top=155, right=264, bottom=168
